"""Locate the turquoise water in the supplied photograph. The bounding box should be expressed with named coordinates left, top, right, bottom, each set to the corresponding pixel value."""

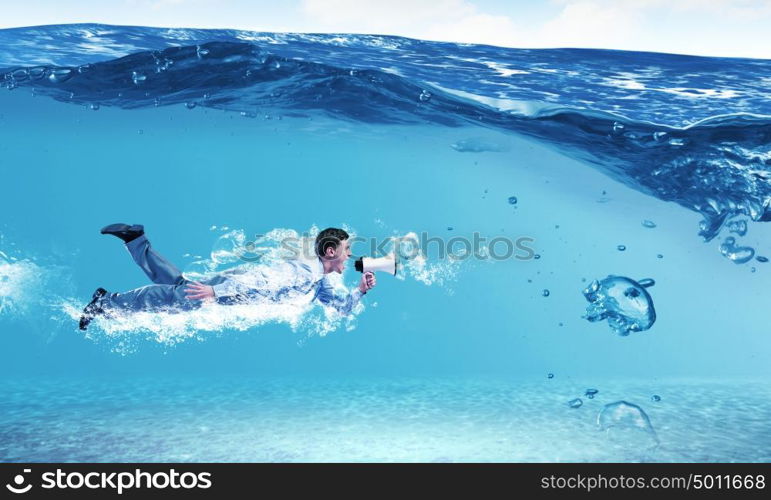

left=2, top=25, right=771, bottom=462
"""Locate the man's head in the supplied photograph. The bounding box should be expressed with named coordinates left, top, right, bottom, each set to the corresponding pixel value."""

left=315, top=227, right=352, bottom=274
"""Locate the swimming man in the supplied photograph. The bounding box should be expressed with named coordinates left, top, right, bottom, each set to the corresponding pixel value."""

left=79, top=224, right=376, bottom=330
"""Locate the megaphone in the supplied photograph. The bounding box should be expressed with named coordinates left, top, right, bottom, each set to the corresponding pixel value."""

left=354, top=253, right=398, bottom=276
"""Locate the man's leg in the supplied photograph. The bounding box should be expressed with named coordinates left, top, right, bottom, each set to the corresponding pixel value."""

left=100, top=282, right=201, bottom=313
left=125, top=234, right=186, bottom=285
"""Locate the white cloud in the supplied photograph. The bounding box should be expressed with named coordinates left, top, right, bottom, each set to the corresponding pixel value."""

left=423, top=13, right=519, bottom=46
left=3, top=0, right=769, bottom=57
left=298, top=0, right=771, bottom=57
left=534, top=2, right=644, bottom=49
left=300, top=0, right=476, bottom=35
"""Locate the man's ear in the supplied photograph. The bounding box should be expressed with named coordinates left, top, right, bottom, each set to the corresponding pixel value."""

left=325, top=246, right=337, bottom=259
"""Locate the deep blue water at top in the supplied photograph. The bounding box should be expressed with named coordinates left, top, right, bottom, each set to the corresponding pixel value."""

left=1, top=24, right=770, bottom=462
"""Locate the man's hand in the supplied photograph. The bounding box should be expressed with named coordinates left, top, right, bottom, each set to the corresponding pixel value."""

left=358, top=271, right=376, bottom=294
left=185, top=281, right=215, bottom=301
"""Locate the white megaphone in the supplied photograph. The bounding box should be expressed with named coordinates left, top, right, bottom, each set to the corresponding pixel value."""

left=354, top=253, right=398, bottom=276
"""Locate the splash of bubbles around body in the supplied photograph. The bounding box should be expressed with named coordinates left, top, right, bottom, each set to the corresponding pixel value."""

left=68, top=226, right=454, bottom=349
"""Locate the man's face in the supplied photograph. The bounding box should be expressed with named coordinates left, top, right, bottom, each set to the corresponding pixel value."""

left=325, top=238, right=352, bottom=274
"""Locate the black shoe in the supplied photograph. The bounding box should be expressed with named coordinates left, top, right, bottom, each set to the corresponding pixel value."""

left=79, top=287, right=108, bottom=331
left=100, top=223, right=144, bottom=243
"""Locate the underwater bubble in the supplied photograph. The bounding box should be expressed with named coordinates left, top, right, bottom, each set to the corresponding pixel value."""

left=451, top=138, right=508, bottom=153
left=651, top=395, right=661, bottom=402
left=726, top=219, right=748, bottom=236
left=582, top=275, right=656, bottom=336
left=751, top=267, right=756, bottom=273
left=547, top=373, right=554, bottom=379
left=47, top=68, right=72, bottom=83
left=138, top=129, right=143, bottom=135
left=446, top=226, right=453, bottom=231
left=653, top=131, right=667, bottom=141
left=642, top=220, right=656, bottom=228
left=617, top=245, right=626, bottom=251
left=196, top=46, right=210, bottom=57
left=585, top=388, right=599, bottom=399
left=656, top=254, right=663, bottom=259
left=534, top=254, right=541, bottom=260
left=597, top=400, right=659, bottom=448
left=612, top=122, right=624, bottom=132
left=508, top=196, right=518, bottom=205
left=89, top=103, right=100, bottom=111
left=28, top=67, right=46, bottom=80
left=568, top=398, right=583, bottom=409
left=542, top=289, right=550, bottom=297
left=77, top=64, right=91, bottom=74
left=396, top=237, right=420, bottom=260
left=154, top=58, right=174, bottom=72
left=719, top=236, right=755, bottom=264
left=11, top=69, right=28, bottom=81
left=210, top=231, right=247, bottom=265
left=182, top=260, right=215, bottom=281
left=185, top=102, right=197, bottom=109
left=757, top=256, right=768, bottom=263
left=131, top=71, right=147, bottom=84
left=419, top=90, right=432, bottom=102
left=637, top=278, right=655, bottom=288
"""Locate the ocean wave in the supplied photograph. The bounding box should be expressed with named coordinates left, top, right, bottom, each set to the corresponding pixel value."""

left=3, top=26, right=771, bottom=250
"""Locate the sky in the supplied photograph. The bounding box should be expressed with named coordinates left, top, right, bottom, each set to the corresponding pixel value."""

left=2, top=0, right=771, bottom=58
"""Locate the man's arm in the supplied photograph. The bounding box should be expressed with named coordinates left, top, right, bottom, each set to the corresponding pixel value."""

left=315, top=272, right=376, bottom=316
left=184, top=272, right=264, bottom=301
left=185, top=261, right=314, bottom=301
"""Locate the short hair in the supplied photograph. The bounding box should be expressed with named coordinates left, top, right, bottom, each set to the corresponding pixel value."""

left=315, top=227, right=350, bottom=258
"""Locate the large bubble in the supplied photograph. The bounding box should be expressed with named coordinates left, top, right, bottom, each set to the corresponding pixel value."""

left=582, top=275, right=656, bottom=336
left=597, top=401, right=659, bottom=451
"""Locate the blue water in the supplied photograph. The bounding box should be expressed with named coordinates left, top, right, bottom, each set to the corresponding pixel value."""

left=1, top=24, right=771, bottom=462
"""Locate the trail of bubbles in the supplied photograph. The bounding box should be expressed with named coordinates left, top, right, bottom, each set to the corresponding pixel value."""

left=0, top=239, right=78, bottom=342
left=0, top=246, right=73, bottom=319
left=0, top=256, right=44, bottom=316
left=393, top=232, right=462, bottom=287
left=60, top=297, right=347, bottom=354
